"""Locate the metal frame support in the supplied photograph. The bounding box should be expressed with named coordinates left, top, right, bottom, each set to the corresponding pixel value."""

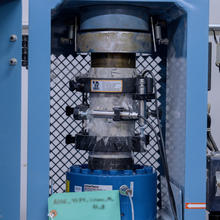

left=26, top=0, right=51, bottom=220
left=27, top=0, right=209, bottom=220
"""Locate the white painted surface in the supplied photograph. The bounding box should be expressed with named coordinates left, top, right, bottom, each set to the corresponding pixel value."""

left=22, top=0, right=28, bottom=25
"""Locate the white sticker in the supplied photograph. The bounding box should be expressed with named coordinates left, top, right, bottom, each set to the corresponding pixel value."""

left=74, top=185, right=82, bottom=192
left=91, top=80, right=122, bottom=93
left=84, top=184, right=113, bottom=192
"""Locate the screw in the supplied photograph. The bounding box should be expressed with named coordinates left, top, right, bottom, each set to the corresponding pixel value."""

left=10, top=58, right=17, bottom=66
left=10, top=35, right=17, bottom=42
left=119, top=185, right=129, bottom=196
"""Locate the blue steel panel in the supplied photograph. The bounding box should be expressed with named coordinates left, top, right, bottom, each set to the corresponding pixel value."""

left=0, top=0, right=22, bottom=220
left=28, top=0, right=209, bottom=220
left=183, top=1, right=209, bottom=220
left=27, top=0, right=51, bottom=220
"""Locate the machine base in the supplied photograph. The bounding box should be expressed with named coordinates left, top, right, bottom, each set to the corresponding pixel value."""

left=66, top=165, right=157, bottom=220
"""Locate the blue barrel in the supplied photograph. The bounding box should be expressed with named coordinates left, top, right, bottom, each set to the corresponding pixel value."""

left=66, top=165, right=157, bottom=220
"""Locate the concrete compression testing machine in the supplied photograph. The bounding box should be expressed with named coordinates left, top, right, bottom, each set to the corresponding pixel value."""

left=0, top=0, right=210, bottom=220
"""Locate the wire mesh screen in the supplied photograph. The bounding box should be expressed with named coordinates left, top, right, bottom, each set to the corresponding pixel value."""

left=50, top=54, right=164, bottom=208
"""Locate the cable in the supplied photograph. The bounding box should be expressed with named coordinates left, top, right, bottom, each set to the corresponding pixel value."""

left=119, top=186, right=135, bottom=220
left=207, top=138, right=215, bottom=152
left=213, top=30, right=219, bottom=44
left=139, top=116, right=178, bottom=220
left=128, top=192, right=135, bottom=220
left=141, top=70, right=178, bottom=220
left=208, top=131, right=219, bottom=152
left=207, top=114, right=219, bottom=152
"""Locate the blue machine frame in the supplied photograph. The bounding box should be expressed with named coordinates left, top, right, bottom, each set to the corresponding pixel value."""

left=0, top=0, right=22, bottom=219
left=0, top=0, right=209, bottom=219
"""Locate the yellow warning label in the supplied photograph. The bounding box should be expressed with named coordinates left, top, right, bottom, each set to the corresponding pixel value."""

left=66, top=180, right=70, bottom=192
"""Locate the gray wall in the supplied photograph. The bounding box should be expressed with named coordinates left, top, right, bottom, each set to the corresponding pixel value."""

left=210, top=0, right=220, bottom=25
left=209, top=0, right=220, bottom=148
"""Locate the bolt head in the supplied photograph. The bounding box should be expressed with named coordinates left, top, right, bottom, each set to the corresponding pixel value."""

left=9, top=58, right=17, bottom=66
left=119, top=185, right=129, bottom=196
left=10, top=35, right=17, bottom=42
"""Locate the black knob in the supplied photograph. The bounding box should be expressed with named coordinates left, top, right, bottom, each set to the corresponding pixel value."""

left=66, top=106, right=74, bottom=117
left=69, top=80, right=77, bottom=91
left=69, top=80, right=84, bottom=92
left=66, top=135, right=75, bottom=144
